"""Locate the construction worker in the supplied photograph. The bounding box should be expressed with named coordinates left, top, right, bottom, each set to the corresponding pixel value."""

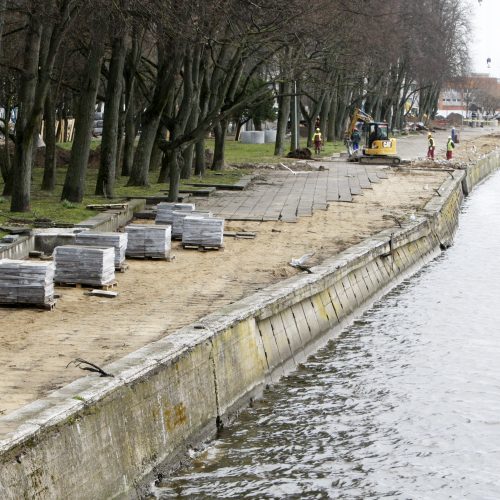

left=427, top=132, right=435, bottom=160
left=446, top=135, right=455, bottom=160
left=451, top=126, right=456, bottom=142
left=312, top=128, right=323, bottom=155
left=351, top=128, right=361, bottom=151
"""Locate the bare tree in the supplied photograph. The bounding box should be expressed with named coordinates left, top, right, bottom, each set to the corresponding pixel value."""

left=9, top=0, right=82, bottom=212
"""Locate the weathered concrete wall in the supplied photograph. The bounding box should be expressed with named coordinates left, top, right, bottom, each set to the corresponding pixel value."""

left=0, top=158, right=498, bottom=499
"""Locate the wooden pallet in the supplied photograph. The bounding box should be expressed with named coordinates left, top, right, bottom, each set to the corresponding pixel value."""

left=126, top=255, right=175, bottom=262
left=182, top=243, right=224, bottom=251
left=116, top=263, right=129, bottom=273
left=0, top=299, right=57, bottom=311
left=55, top=281, right=117, bottom=291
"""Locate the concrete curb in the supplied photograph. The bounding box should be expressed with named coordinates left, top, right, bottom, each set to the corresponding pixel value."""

left=0, top=157, right=497, bottom=499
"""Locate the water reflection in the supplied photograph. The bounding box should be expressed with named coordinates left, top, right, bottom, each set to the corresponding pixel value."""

left=156, top=171, right=500, bottom=499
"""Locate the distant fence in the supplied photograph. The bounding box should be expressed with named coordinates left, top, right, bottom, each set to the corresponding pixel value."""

left=462, top=119, right=498, bottom=128
left=433, top=118, right=498, bottom=129
left=40, top=119, right=76, bottom=143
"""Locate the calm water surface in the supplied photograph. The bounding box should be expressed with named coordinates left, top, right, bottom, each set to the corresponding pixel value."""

left=156, top=171, right=500, bottom=499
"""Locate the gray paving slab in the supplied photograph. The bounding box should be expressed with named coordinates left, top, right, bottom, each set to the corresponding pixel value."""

left=356, top=167, right=373, bottom=189
left=197, top=161, right=392, bottom=222
left=347, top=174, right=362, bottom=195
left=365, top=169, right=381, bottom=183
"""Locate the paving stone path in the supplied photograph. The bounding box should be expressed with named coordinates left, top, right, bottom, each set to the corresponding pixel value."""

left=201, top=162, right=389, bottom=222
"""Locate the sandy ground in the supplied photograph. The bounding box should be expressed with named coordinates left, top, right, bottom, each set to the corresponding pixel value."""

left=0, top=128, right=499, bottom=418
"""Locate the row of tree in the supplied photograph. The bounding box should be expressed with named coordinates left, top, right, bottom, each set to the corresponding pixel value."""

left=0, top=0, right=471, bottom=212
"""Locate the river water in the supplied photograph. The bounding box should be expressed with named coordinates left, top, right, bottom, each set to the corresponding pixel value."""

left=156, top=171, right=500, bottom=499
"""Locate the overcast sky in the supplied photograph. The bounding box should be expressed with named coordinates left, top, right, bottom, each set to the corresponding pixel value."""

left=471, top=0, right=500, bottom=77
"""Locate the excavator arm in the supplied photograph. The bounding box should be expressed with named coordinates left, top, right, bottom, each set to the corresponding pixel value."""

left=346, top=108, right=374, bottom=137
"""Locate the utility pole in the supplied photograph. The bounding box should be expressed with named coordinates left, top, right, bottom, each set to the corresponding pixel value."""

left=290, top=80, right=299, bottom=151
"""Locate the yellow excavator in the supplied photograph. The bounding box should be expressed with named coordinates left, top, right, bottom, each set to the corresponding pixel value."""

left=345, top=108, right=401, bottom=165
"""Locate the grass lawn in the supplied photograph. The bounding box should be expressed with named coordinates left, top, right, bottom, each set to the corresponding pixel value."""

left=0, top=137, right=344, bottom=227
left=207, top=137, right=344, bottom=164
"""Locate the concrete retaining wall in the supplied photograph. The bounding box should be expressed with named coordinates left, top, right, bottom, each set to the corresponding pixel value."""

left=0, top=235, right=35, bottom=260
left=0, top=156, right=498, bottom=499
left=74, top=199, right=146, bottom=233
left=462, top=150, right=500, bottom=195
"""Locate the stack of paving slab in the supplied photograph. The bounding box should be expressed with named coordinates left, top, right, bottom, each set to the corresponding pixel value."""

left=182, top=216, right=225, bottom=248
left=172, top=211, right=212, bottom=239
left=53, top=246, right=115, bottom=286
left=155, top=202, right=195, bottom=225
left=75, top=232, right=128, bottom=269
left=124, top=224, right=171, bottom=259
left=0, top=259, right=55, bottom=306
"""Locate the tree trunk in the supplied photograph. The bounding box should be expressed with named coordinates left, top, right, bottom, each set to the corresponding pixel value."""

left=194, top=138, right=205, bottom=176
left=41, top=86, right=57, bottom=191
left=157, top=148, right=170, bottom=184
left=150, top=124, right=166, bottom=172
left=121, top=92, right=135, bottom=176
left=116, top=92, right=126, bottom=180
left=274, top=80, right=291, bottom=156
left=61, top=38, right=105, bottom=202
left=327, top=93, right=336, bottom=142
left=167, top=150, right=182, bottom=202
left=127, top=115, right=161, bottom=186
left=121, top=73, right=136, bottom=177
left=121, top=32, right=140, bottom=177
left=10, top=16, right=42, bottom=212
left=181, top=103, right=200, bottom=179
left=1, top=97, right=12, bottom=194
left=182, top=144, right=194, bottom=179
left=127, top=45, right=183, bottom=187
left=212, top=119, right=227, bottom=170
left=96, top=35, right=127, bottom=197
left=319, top=92, right=331, bottom=142
left=0, top=0, right=6, bottom=57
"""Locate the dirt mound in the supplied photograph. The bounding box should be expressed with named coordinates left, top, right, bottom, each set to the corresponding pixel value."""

left=34, top=145, right=101, bottom=169
left=287, top=148, right=312, bottom=159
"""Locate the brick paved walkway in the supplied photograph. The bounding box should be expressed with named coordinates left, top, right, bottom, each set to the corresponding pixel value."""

left=200, top=162, right=389, bottom=222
